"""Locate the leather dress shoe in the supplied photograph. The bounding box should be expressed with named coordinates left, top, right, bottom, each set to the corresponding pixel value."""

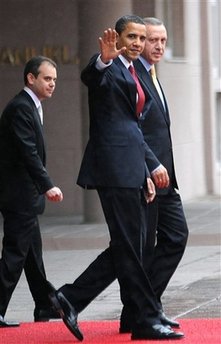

left=119, top=321, right=171, bottom=334
left=119, top=307, right=179, bottom=333
left=131, top=324, right=184, bottom=340
left=34, top=306, right=61, bottom=322
left=119, top=323, right=131, bottom=334
left=0, top=315, right=20, bottom=327
left=119, top=308, right=134, bottom=333
left=159, top=311, right=180, bottom=328
left=49, top=290, right=83, bottom=341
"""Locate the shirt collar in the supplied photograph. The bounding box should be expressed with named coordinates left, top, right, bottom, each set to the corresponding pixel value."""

left=23, top=86, right=41, bottom=109
left=118, top=55, right=132, bottom=69
left=139, top=56, right=152, bottom=73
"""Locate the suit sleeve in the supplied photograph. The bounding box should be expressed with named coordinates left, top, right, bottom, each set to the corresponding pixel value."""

left=143, top=139, right=161, bottom=174
left=81, top=53, right=104, bottom=86
left=11, top=104, right=54, bottom=194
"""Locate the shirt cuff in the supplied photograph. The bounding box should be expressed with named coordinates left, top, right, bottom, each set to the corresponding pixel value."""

left=151, top=164, right=162, bottom=175
left=96, top=54, right=113, bottom=70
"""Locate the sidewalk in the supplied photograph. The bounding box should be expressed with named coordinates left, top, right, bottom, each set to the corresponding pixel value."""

left=1, top=195, right=220, bottom=322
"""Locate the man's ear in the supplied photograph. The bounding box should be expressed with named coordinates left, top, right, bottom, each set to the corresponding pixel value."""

left=26, top=73, right=35, bottom=85
left=116, top=32, right=120, bottom=47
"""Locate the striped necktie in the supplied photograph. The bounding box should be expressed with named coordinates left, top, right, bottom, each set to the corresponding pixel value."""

left=150, top=65, right=165, bottom=110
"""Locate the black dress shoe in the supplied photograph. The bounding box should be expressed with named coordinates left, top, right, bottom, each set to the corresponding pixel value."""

left=34, top=307, right=61, bottom=322
left=0, top=315, right=20, bottom=327
left=119, top=306, right=178, bottom=334
left=159, top=311, right=180, bottom=328
left=119, top=323, right=131, bottom=333
left=119, top=307, right=134, bottom=333
left=49, top=291, right=83, bottom=341
left=119, top=322, right=171, bottom=334
left=131, top=324, right=184, bottom=340
left=119, top=320, right=171, bottom=333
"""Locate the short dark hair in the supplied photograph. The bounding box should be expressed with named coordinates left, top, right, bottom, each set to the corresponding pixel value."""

left=115, top=15, right=145, bottom=35
left=24, top=56, right=57, bottom=85
left=143, top=17, right=164, bottom=26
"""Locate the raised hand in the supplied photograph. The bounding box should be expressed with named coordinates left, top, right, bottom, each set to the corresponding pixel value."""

left=99, top=28, right=126, bottom=63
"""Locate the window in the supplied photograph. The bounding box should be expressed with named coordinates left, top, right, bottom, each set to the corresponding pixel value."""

left=163, top=0, right=185, bottom=59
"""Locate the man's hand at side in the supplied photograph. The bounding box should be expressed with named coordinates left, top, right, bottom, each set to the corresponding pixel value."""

left=145, top=177, right=156, bottom=203
left=46, top=187, right=63, bottom=202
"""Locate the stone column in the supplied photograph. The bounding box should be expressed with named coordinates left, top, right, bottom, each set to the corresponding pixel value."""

left=78, top=0, right=133, bottom=222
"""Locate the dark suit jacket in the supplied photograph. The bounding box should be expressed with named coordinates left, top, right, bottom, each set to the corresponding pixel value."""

left=77, top=55, right=157, bottom=189
left=134, top=59, right=178, bottom=195
left=0, top=90, right=54, bottom=214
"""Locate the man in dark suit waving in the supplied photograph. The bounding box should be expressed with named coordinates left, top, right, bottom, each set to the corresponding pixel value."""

left=0, top=56, right=63, bottom=327
left=122, top=17, right=188, bottom=329
left=49, top=15, right=184, bottom=341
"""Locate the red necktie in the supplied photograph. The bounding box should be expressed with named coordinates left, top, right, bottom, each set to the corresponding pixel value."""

left=129, top=65, right=145, bottom=117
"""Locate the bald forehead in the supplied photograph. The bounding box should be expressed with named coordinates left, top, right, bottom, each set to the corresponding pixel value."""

left=146, top=24, right=167, bottom=38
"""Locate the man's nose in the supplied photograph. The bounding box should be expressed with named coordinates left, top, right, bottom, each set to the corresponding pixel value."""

left=134, top=38, right=142, bottom=46
left=50, top=80, right=56, bottom=87
left=156, top=42, right=163, bottom=50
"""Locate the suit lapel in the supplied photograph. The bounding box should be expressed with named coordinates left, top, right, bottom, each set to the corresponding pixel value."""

left=21, top=90, right=44, bottom=128
left=114, top=58, right=137, bottom=110
left=20, top=90, right=45, bottom=156
left=135, top=60, right=170, bottom=125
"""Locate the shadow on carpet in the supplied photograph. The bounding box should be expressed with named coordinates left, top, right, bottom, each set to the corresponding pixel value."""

left=1, top=319, right=221, bottom=343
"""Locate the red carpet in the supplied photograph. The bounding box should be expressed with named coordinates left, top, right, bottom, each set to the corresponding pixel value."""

left=1, top=319, right=221, bottom=344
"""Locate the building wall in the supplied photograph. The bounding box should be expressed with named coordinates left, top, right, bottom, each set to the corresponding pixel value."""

left=0, top=0, right=83, bottom=217
left=157, top=0, right=207, bottom=200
